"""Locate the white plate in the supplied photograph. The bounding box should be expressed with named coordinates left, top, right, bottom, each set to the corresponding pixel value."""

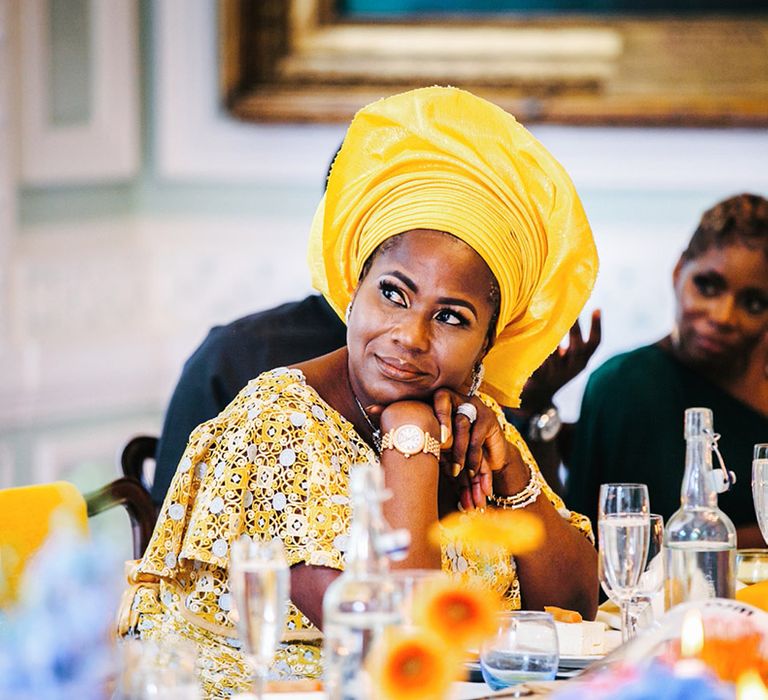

left=558, top=654, right=604, bottom=669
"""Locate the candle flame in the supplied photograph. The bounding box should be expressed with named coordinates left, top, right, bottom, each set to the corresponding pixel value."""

left=680, top=609, right=704, bottom=657
left=736, top=670, right=768, bottom=700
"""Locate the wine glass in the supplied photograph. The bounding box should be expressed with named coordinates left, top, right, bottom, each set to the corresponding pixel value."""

left=480, top=611, right=559, bottom=690
left=230, top=536, right=290, bottom=699
left=598, top=483, right=650, bottom=642
left=752, top=443, right=768, bottom=544
left=600, top=513, right=663, bottom=635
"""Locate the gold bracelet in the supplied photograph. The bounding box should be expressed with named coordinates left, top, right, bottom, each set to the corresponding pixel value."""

left=489, top=460, right=542, bottom=510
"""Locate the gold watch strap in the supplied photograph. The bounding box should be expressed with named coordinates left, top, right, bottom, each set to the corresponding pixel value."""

left=380, top=426, right=441, bottom=459
left=422, top=433, right=441, bottom=459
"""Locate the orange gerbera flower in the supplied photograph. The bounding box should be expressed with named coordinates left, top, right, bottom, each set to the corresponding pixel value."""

left=411, top=577, right=501, bottom=650
left=430, top=508, right=544, bottom=556
left=367, top=627, right=458, bottom=700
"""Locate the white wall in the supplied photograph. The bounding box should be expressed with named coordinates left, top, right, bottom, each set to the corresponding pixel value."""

left=1, top=0, right=767, bottom=496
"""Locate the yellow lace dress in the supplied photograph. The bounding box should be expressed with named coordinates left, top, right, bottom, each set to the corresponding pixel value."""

left=121, top=367, right=593, bottom=699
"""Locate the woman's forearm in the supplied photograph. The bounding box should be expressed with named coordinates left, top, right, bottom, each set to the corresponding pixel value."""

left=379, top=401, right=443, bottom=570
left=514, top=500, right=599, bottom=618
left=492, top=447, right=599, bottom=619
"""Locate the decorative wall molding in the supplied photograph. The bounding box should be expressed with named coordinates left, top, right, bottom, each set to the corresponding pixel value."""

left=0, top=0, right=15, bottom=401
left=0, top=216, right=315, bottom=430
left=154, top=0, right=345, bottom=184
left=20, top=0, right=139, bottom=185
left=31, top=418, right=157, bottom=485
left=0, top=444, right=12, bottom=489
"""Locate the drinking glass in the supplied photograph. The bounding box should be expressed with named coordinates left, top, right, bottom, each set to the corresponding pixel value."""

left=118, top=637, right=201, bottom=700
left=230, top=537, right=290, bottom=700
left=598, top=483, right=650, bottom=642
left=480, top=611, right=559, bottom=691
left=736, top=549, right=768, bottom=585
left=390, top=568, right=445, bottom=627
left=752, top=444, right=768, bottom=543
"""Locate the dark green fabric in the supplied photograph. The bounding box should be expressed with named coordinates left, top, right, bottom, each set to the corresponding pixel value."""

left=566, top=344, right=768, bottom=533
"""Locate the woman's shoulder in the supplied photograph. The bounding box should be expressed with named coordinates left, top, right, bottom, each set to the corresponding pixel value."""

left=230, top=367, right=318, bottom=411
left=221, top=366, right=354, bottom=439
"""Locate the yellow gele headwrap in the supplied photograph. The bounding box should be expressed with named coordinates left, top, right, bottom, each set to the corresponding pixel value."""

left=308, top=86, right=597, bottom=407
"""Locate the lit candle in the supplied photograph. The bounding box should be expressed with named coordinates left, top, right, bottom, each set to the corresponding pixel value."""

left=736, top=670, right=768, bottom=700
left=675, top=609, right=706, bottom=678
left=680, top=609, right=704, bottom=657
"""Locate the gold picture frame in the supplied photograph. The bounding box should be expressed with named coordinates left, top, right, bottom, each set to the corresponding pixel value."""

left=221, top=0, right=768, bottom=126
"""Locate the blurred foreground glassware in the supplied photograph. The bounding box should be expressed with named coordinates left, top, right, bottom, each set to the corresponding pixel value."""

left=323, top=464, right=403, bottom=700
left=480, top=611, right=559, bottom=690
left=117, top=637, right=201, bottom=700
left=230, top=537, right=290, bottom=700
left=389, top=568, right=445, bottom=627
left=598, top=483, right=650, bottom=642
left=752, top=443, right=768, bottom=544
left=736, top=548, right=768, bottom=585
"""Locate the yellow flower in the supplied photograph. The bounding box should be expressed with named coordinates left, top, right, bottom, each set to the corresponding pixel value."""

left=430, top=508, right=543, bottom=556
left=411, top=577, right=501, bottom=650
left=368, top=627, right=458, bottom=700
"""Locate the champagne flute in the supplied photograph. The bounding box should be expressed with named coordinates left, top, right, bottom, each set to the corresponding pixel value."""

left=752, top=443, right=768, bottom=543
left=600, top=513, right=663, bottom=634
left=598, top=483, right=650, bottom=642
left=230, top=536, right=290, bottom=699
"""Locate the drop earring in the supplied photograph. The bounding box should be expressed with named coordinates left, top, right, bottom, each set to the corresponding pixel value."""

left=469, top=362, right=485, bottom=396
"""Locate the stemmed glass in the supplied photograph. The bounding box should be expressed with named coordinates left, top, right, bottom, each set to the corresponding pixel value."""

left=230, top=536, right=290, bottom=700
left=601, top=513, right=664, bottom=635
left=598, top=483, right=650, bottom=642
left=752, top=444, right=768, bottom=543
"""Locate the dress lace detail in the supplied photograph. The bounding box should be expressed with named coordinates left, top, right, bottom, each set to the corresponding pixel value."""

left=123, top=369, right=593, bottom=698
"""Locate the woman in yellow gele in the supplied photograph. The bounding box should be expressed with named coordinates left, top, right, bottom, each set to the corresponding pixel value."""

left=120, top=86, right=599, bottom=698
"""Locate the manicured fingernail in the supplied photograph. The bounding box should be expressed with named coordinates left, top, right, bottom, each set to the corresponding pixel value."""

left=440, top=424, right=450, bottom=444
left=468, top=468, right=476, bottom=479
left=452, top=462, right=462, bottom=478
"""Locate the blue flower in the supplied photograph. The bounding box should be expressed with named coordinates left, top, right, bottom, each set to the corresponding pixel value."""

left=0, top=527, right=122, bottom=699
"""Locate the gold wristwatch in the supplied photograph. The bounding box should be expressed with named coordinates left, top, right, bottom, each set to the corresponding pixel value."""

left=380, top=424, right=441, bottom=459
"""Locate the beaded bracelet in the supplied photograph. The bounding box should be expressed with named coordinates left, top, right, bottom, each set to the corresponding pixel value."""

left=489, top=459, right=542, bottom=510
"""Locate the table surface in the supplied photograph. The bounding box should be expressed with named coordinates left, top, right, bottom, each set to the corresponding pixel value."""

left=242, top=679, right=568, bottom=699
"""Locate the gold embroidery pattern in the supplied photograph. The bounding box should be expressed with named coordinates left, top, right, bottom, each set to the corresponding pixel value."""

left=124, top=370, right=593, bottom=698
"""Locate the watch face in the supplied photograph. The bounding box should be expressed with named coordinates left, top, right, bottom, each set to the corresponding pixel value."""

left=394, top=425, right=425, bottom=455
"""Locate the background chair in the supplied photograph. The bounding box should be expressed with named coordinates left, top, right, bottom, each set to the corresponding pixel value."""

left=1, top=438, right=159, bottom=608
left=0, top=481, right=90, bottom=604
left=0, top=476, right=157, bottom=607
left=84, top=476, right=156, bottom=560
left=119, top=434, right=158, bottom=493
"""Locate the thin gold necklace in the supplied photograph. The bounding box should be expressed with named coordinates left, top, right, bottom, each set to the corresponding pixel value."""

left=352, top=392, right=381, bottom=452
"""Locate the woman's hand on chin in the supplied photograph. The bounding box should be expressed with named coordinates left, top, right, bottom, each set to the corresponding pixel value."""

left=431, top=388, right=513, bottom=511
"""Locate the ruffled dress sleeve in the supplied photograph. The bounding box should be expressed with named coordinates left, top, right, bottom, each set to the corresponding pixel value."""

left=121, top=368, right=373, bottom=691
